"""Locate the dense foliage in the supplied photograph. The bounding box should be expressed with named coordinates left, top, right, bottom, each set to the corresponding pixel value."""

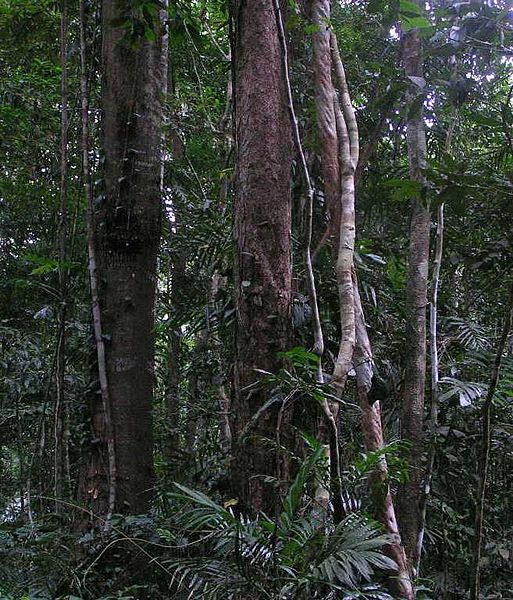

left=1, top=0, right=513, bottom=598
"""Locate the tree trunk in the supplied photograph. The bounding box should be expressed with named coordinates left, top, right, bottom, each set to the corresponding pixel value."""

left=54, top=0, right=69, bottom=514
left=309, top=0, right=340, bottom=250
left=77, top=0, right=116, bottom=526
left=354, top=275, right=414, bottom=600
left=231, top=0, right=293, bottom=515
left=165, top=305, right=182, bottom=462
left=163, top=66, right=183, bottom=464
left=89, top=0, right=168, bottom=514
left=397, top=15, right=431, bottom=572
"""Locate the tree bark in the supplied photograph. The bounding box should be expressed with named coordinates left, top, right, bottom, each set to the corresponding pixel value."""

left=164, top=283, right=183, bottom=462
left=231, top=0, right=293, bottom=515
left=397, top=16, right=431, bottom=572
left=331, top=27, right=413, bottom=597
left=354, top=275, right=414, bottom=600
left=77, top=0, right=116, bottom=526
left=90, top=0, right=168, bottom=514
left=330, top=32, right=356, bottom=401
left=309, top=0, right=340, bottom=249
left=54, top=0, right=69, bottom=514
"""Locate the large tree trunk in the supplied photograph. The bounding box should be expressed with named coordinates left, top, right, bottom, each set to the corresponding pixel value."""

left=87, top=1, right=167, bottom=514
left=231, top=0, right=293, bottom=515
left=397, top=16, right=431, bottom=572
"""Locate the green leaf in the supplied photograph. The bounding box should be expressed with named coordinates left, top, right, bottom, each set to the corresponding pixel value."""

left=384, top=178, right=423, bottom=202
left=144, top=27, right=156, bottom=42
left=281, top=444, right=325, bottom=524
left=399, top=0, right=423, bottom=17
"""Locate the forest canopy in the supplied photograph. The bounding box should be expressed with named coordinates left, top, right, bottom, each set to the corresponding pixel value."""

left=1, top=0, right=513, bottom=599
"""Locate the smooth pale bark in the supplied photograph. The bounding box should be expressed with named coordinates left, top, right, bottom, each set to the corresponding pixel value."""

left=331, top=30, right=413, bottom=596
left=397, top=18, right=431, bottom=572
left=231, top=0, right=293, bottom=514
left=330, top=33, right=356, bottom=401
left=86, top=0, right=168, bottom=514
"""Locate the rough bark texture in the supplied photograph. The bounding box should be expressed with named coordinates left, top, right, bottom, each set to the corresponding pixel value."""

left=397, top=21, right=431, bottom=572
left=354, top=277, right=414, bottom=600
left=91, top=1, right=167, bottom=513
left=309, top=0, right=340, bottom=247
left=77, top=0, right=115, bottom=526
left=231, top=0, right=293, bottom=515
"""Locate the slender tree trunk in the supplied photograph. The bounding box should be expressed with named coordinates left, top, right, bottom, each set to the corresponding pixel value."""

left=415, top=200, right=443, bottom=570
left=309, top=0, right=340, bottom=251
left=164, top=258, right=184, bottom=462
left=209, top=273, right=232, bottom=456
left=163, top=93, right=184, bottom=465
left=397, top=14, right=431, bottom=572
left=231, top=0, right=293, bottom=515
left=54, top=0, right=69, bottom=514
left=416, top=101, right=458, bottom=576
left=330, top=32, right=356, bottom=401
left=330, top=30, right=413, bottom=597
left=354, top=275, right=414, bottom=600
left=77, top=0, right=116, bottom=525
left=469, top=282, right=513, bottom=600
left=164, top=74, right=184, bottom=464
left=275, top=0, right=330, bottom=510
left=15, top=394, right=25, bottom=516
left=90, top=0, right=168, bottom=513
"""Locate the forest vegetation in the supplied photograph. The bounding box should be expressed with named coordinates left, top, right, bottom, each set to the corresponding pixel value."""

left=1, top=0, right=513, bottom=598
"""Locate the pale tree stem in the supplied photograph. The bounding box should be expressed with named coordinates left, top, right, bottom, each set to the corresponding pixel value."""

left=329, top=27, right=358, bottom=521
left=330, top=32, right=359, bottom=170
left=416, top=106, right=458, bottom=574
left=397, top=9, right=431, bottom=571
left=330, top=38, right=356, bottom=401
left=79, top=0, right=116, bottom=527
left=332, top=30, right=413, bottom=597
left=353, top=274, right=414, bottom=600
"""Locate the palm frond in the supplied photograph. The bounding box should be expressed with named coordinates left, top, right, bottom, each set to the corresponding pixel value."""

left=439, top=376, right=487, bottom=407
